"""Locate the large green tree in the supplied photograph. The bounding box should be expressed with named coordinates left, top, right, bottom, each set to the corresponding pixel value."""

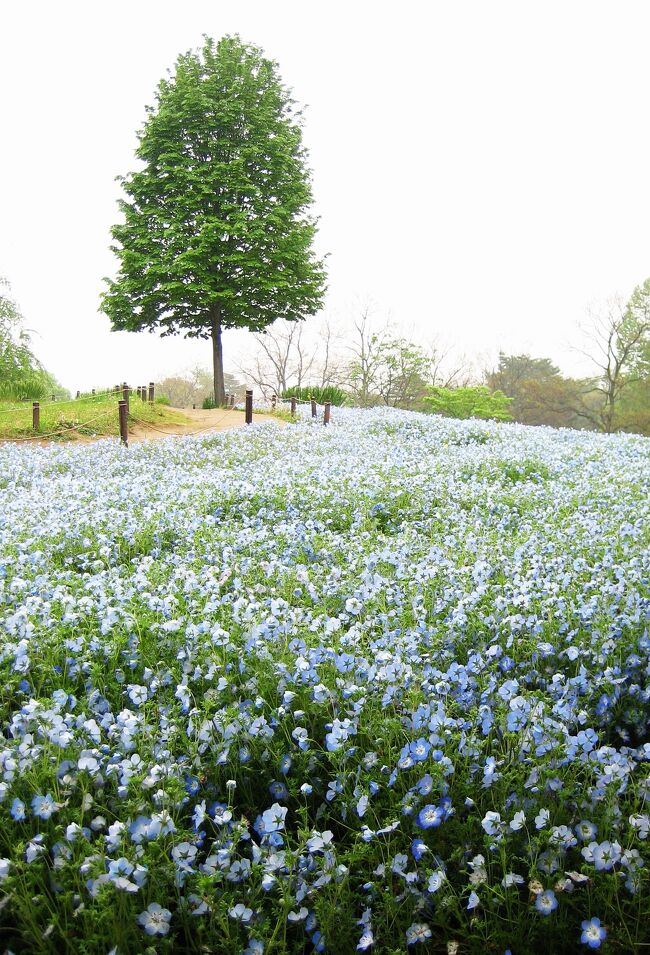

left=101, top=35, right=326, bottom=405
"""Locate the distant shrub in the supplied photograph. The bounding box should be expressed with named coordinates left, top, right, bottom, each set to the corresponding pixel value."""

left=282, top=385, right=348, bottom=406
left=155, top=395, right=171, bottom=406
left=202, top=395, right=216, bottom=410
left=424, top=386, right=512, bottom=422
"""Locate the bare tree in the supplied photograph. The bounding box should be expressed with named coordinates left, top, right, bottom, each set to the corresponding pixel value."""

left=425, top=338, right=474, bottom=388
left=240, top=320, right=318, bottom=397
left=316, top=317, right=347, bottom=388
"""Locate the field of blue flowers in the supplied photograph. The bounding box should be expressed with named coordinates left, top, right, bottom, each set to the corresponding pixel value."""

left=0, top=408, right=649, bottom=954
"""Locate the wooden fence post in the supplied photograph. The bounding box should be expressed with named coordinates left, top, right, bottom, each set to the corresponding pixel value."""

left=271, top=394, right=277, bottom=410
left=229, top=393, right=235, bottom=408
left=32, top=401, right=40, bottom=431
left=148, top=382, right=155, bottom=404
left=76, top=390, right=80, bottom=399
left=122, top=383, right=130, bottom=411
left=245, top=389, right=253, bottom=425
left=324, top=401, right=331, bottom=425
left=118, top=400, right=128, bottom=447
left=290, top=396, right=297, bottom=416
left=311, top=397, right=317, bottom=418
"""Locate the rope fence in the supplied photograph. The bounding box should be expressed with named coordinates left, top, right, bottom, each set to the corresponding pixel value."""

left=1, top=382, right=334, bottom=446
left=7, top=409, right=117, bottom=442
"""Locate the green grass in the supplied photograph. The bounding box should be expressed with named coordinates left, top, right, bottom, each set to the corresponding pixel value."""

left=0, top=394, right=191, bottom=441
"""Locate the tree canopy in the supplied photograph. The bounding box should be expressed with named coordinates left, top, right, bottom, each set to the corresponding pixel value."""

left=101, top=35, right=326, bottom=404
left=0, top=277, right=64, bottom=401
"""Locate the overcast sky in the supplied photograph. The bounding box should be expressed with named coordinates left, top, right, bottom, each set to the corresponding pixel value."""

left=2, top=1, right=650, bottom=391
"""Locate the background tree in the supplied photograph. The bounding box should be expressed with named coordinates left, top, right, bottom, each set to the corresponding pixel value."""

left=344, top=307, right=390, bottom=406
left=157, top=366, right=242, bottom=407
left=0, top=277, right=66, bottom=400
left=243, top=319, right=317, bottom=397
left=486, top=352, right=589, bottom=428
left=577, top=289, right=650, bottom=432
left=101, top=35, right=326, bottom=405
left=374, top=337, right=430, bottom=408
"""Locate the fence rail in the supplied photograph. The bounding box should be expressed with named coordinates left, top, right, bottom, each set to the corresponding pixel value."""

left=1, top=383, right=334, bottom=446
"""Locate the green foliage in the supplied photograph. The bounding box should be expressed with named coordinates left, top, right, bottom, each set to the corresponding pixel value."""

left=282, top=384, right=347, bottom=406
left=101, top=35, right=326, bottom=405
left=0, top=278, right=66, bottom=401
left=424, top=385, right=513, bottom=421
left=486, top=352, right=592, bottom=429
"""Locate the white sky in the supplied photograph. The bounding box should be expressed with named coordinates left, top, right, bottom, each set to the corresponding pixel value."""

left=2, top=1, right=650, bottom=391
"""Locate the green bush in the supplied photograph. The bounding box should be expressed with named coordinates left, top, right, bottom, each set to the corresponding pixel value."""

left=282, top=384, right=348, bottom=406
left=424, top=385, right=513, bottom=421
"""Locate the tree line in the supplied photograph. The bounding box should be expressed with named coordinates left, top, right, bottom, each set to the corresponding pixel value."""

left=157, top=278, right=650, bottom=436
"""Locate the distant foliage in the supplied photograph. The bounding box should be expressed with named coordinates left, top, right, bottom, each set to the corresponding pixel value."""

left=424, top=385, right=513, bottom=421
left=282, top=385, right=348, bottom=406
left=158, top=368, right=241, bottom=408
left=0, top=277, right=66, bottom=400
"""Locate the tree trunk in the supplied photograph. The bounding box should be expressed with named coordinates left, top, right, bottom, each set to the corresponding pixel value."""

left=210, top=304, right=226, bottom=406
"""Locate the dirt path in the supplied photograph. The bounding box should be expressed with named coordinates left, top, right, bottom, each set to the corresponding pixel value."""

left=127, top=407, right=285, bottom=443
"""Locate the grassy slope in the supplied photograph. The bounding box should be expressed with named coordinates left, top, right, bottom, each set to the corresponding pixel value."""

left=0, top=395, right=190, bottom=440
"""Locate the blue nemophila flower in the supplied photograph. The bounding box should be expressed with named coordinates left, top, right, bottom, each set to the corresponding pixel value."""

left=482, top=756, right=501, bottom=788
left=534, top=890, right=558, bottom=915
left=229, top=903, right=253, bottom=923
left=269, top=780, right=289, bottom=801
left=467, top=890, right=480, bottom=910
left=481, top=811, right=503, bottom=836
left=581, top=840, right=621, bottom=871
left=31, top=794, right=58, bottom=820
left=411, top=838, right=428, bottom=861
left=243, top=940, right=264, bottom=955
left=255, top=803, right=287, bottom=836
left=509, top=810, right=526, bottom=831
left=10, top=798, right=25, bottom=821
left=416, top=804, right=444, bottom=829
left=137, top=902, right=171, bottom=936
left=581, top=917, right=607, bottom=948
left=357, top=929, right=374, bottom=950
left=127, top=684, right=147, bottom=706
left=427, top=870, right=445, bottom=893
left=575, top=820, right=598, bottom=842
left=406, top=923, right=432, bottom=945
